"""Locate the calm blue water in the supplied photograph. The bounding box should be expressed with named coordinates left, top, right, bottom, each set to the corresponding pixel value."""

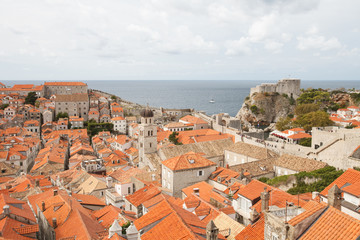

left=2, top=80, right=360, bottom=116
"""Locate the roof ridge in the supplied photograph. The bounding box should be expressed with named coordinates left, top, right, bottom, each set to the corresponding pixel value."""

left=163, top=198, right=200, bottom=239
left=296, top=206, right=329, bottom=239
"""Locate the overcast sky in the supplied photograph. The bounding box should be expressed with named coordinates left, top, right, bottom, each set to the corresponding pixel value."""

left=1, top=0, right=359, bottom=81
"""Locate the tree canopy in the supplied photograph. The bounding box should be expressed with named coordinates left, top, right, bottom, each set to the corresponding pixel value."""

left=294, top=111, right=334, bottom=131
left=25, top=92, right=38, bottom=105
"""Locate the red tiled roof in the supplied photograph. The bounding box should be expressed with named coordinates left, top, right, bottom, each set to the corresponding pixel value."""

left=125, top=185, right=161, bottom=207
left=162, top=151, right=216, bottom=171
left=180, top=115, right=208, bottom=125
left=320, top=168, right=360, bottom=197
left=235, top=213, right=264, bottom=240
left=300, top=205, right=360, bottom=240
left=237, top=180, right=271, bottom=201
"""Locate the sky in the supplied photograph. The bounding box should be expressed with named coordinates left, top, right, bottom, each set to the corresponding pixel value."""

left=0, top=0, right=359, bottom=81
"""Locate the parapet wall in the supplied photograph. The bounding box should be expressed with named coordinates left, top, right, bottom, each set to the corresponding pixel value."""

left=250, top=79, right=301, bottom=99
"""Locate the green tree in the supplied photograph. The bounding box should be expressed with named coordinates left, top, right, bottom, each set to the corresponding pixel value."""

left=56, top=112, right=69, bottom=120
left=0, top=104, right=9, bottom=110
left=297, top=89, right=330, bottom=105
left=294, top=111, right=333, bottom=131
left=250, top=105, right=259, bottom=114
left=111, top=95, right=116, bottom=100
left=299, top=138, right=312, bottom=147
left=275, top=117, right=293, bottom=131
left=295, top=103, right=320, bottom=115
left=25, top=92, right=38, bottom=105
left=169, top=132, right=182, bottom=145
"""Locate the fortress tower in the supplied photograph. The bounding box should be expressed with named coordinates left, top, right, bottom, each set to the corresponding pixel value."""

left=250, top=78, right=301, bottom=99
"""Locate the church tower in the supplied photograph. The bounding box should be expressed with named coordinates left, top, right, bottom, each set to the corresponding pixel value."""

left=138, top=106, right=157, bottom=167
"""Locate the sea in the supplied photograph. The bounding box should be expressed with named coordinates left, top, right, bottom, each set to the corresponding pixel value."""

left=2, top=80, right=360, bottom=117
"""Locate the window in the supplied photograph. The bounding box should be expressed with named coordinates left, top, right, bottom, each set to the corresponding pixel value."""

left=128, top=187, right=131, bottom=194
left=198, top=170, right=203, bottom=176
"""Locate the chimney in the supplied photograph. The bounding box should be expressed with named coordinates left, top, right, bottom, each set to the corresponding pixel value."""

left=193, top=188, right=200, bottom=196
left=53, top=189, right=58, bottom=196
left=151, top=174, right=156, bottom=181
left=206, top=220, right=219, bottom=240
left=106, top=177, right=113, bottom=188
left=41, top=201, right=45, bottom=211
left=328, top=184, right=342, bottom=210
left=35, top=180, right=40, bottom=187
left=52, top=218, right=57, bottom=228
left=3, top=205, right=10, bottom=216
left=312, top=191, right=319, bottom=200
left=261, top=187, right=270, bottom=212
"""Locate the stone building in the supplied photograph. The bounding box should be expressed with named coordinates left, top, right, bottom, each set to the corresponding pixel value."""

left=138, top=107, right=157, bottom=167
left=224, top=142, right=277, bottom=167
left=309, top=126, right=360, bottom=169
left=250, top=78, right=301, bottom=99
left=54, top=94, right=89, bottom=121
left=161, top=151, right=217, bottom=198
left=44, top=82, right=88, bottom=98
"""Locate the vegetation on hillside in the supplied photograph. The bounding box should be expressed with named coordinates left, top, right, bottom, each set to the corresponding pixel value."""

left=275, top=89, right=335, bottom=131
left=259, top=166, right=344, bottom=195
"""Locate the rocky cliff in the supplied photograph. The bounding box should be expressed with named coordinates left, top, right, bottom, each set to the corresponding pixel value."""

left=236, top=92, right=295, bottom=129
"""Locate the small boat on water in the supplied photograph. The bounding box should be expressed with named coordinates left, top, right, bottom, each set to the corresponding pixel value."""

left=209, top=99, right=215, bottom=103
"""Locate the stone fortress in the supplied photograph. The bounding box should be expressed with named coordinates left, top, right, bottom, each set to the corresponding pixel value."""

left=250, top=78, right=301, bottom=99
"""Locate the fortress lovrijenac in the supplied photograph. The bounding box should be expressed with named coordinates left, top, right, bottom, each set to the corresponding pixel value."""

left=250, top=78, right=301, bottom=99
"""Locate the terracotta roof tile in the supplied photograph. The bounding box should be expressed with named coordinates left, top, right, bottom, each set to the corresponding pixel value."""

left=320, top=168, right=360, bottom=197
left=162, top=151, right=216, bottom=171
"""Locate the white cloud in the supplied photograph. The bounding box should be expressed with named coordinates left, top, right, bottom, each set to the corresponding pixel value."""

left=264, top=40, right=284, bottom=53
left=297, top=35, right=342, bottom=51
left=225, top=37, right=252, bottom=55
left=0, top=0, right=359, bottom=80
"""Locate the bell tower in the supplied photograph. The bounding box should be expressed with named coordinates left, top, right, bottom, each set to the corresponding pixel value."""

left=138, top=106, right=157, bottom=167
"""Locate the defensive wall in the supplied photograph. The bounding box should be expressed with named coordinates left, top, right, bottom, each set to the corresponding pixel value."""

left=250, top=78, right=301, bottom=99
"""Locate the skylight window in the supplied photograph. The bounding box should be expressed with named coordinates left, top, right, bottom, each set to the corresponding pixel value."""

left=188, top=159, right=195, bottom=164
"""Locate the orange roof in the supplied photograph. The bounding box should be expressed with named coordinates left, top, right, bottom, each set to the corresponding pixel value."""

left=180, top=115, right=208, bottom=125
left=162, top=152, right=216, bottom=171
left=287, top=132, right=312, bottom=139
left=157, top=130, right=172, bottom=143
left=348, top=106, right=360, bottom=109
left=176, top=129, right=225, bottom=144
left=92, top=205, right=128, bottom=228
left=182, top=181, right=214, bottom=201
left=209, top=167, right=240, bottom=186
left=44, top=81, right=86, bottom=86
left=342, top=181, right=360, bottom=197
left=300, top=205, right=360, bottom=240
left=72, top=193, right=106, bottom=206
left=320, top=168, right=360, bottom=197
left=252, top=188, right=307, bottom=214
left=125, top=184, right=161, bottom=207
left=237, top=180, right=271, bottom=201
left=235, top=213, right=264, bottom=240
left=112, top=116, right=125, bottom=121
left=134, top=197, right=224, bottom=240
left=24, top=120, right=40, bottom=127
